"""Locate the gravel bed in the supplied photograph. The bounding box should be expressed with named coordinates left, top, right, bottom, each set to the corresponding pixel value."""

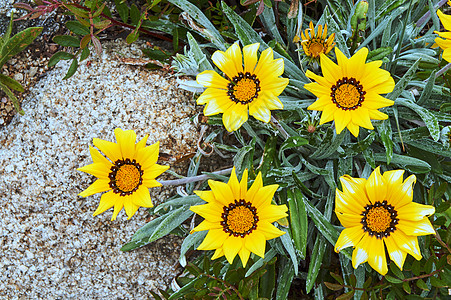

left=0, top=39, right=200, bottom=299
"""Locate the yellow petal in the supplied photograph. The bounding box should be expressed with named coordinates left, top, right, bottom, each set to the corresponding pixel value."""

left=368, top=109, right=389, bottom=120
left=249, top=101, right=272, bottom=123
left=204, top=93, right=234, bottom=116
left=114, top=128, right=137, bottom=159
left=194, top=190, right=216, bottom=203
left=254, top=47, right=275, bottom=77
left=211, top=43, right=242, bottom=80
left=259, top=77, right=289, bottom=97
left=335, top=211, right=364, bottom=228
left=136, top=141, right=159, bottom=170
left=350, top=108, right=373, bottom=130
left=77, top=163, right=110, bottom=179
left=333, top=109, right=351, bottom=134
left=89, top=146, right=112, bottom=166
left=223, top=235, right=243, bottom=263
left=228, top=167, right=241, bottom=200
left=78, top=179, right=110, bottom=197
left=93, top=190, right=117, bottom=217
left=196, top=70, right=229, bottom=89
left=136, top=134, right=149, bottom=151
left=124, top=200, right=140, bottom=219
left=363, top=93, right=395, bottom=110
left=191, top=220, right=222, bottom=232
left=240, top=169, right=249, bottom=199
left=352, top=233, right=370, bottom=268
left=243, top=43, right=260, bottom=73
left=208, top=180, right=235, bottom=206
left=257, top=221, right=285, bottom=240
left=252, top=184, right=279, bottom=209
left=93, top=138, right=121, bottom=162
left=111, top=195, right=125, bottom=220
left=390, top=230, right=422, bottom=260
left=244, top=231, right=266, bottom=258
left=335, top=226, right=365, bottom=252
left=320, top=52, right=340, bottom=83
left=384, top=235, right=407, bottom=271
left=397, top=217, right=435, bottom=236
left=190, top=203, right=223, bottom=223
left=365, top=166, right=387, bottom=203
left=211, top=247, right=224, bottom=260
left=142, top=179, right=162, bottom=188
left=238, top=246, right=251, bottom=267
left=367, top=236, right=388, bottom=275
left=337, top=176, right=370, bottom=214
left=318, top=104, right=337, bottom=124
left=257, top=204, right=288, bottom=223
left=438, top=10, right=451, bottom=31
left=222, top=103, right=248, bottom=132
left=198, top=228, right=228, bottom=250
left=386, top=174, right=416, bottom=209
left=131, top=186, right=153, bottom=208
left=347, top=122, right=360, bottom=137
left=143, top=164, right=169, bottom=180
left=397, top=202, right=435, bottom=221
left=247, top=172, right=263, bottom=203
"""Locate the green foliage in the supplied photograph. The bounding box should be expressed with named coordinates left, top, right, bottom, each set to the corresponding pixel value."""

left=0, top=14, right=42, bottom=115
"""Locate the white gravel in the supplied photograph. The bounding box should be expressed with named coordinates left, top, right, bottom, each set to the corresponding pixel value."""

left=0, top=39, right=200, bottom=299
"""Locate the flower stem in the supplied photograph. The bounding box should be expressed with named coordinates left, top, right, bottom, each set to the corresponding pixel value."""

left=159, top=167, right=233, bottom=186
left=402, top=267, right=443, bottom=282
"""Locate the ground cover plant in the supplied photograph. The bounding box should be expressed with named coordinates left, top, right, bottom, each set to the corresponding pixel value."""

left=12, top=0, right=451, bottom=299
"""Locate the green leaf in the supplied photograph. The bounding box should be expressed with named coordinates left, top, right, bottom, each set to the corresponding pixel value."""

left=373, top=153, right=431, bottom=173
left=324, top=282, right=344, bottom=291
left=121, top=206, right=192, bottom=251
left=179, top=231, right=207, bottom=264
left=0, top=73, right=24, bottom=92
left=386, top=58, right=421, bottom=101
left=397, top=99, right=440, bottom=142
left=48, top=51, right=74, bottom=67
left=155, top=195, right=204, bottom=213
left=304, top=199, right=352, bottom=260
left=53, top=35, right=80, bottom=48
left=66, top=20, right=90, bottom=35
left=0, top=81, right=24, bottom=115
left=186, top=32, right=213, bottom=72
left=245, top=248, right=277, bottom=277
left=65, top=4, right=90, bottom=18
left=377, top=120, right=393, bottom=164
left=416, top=279, right=429, bottom=291
left=275, top=257, right=294, bottom=300
left=168, top=0, right=226, bottom=51
left=279, top=136, right=308, bottom=158
left=80, top=47, right=90, bottom=61
left=384, top=275, right=403, bottom=284
left=114, top=0, right=129, bottom=23
left=279, top=227, right=298, bottom=276
left=63, top=58, right=78, bottom=80
left=287, top=189, right=308, bottom=259
left=0, top=27, right=43, bottom=67
left=306, top=234, right=327, bottom=293
left=416, top=70, right=436, bottom=106
left=336, top=290, right=355, bottom=300
left=403, top=281, right=411, bottom=294
left=130, top=3, right=141, bottom=26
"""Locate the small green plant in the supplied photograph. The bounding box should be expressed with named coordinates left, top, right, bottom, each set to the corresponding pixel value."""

left=0, top=14, right=42, bottom=115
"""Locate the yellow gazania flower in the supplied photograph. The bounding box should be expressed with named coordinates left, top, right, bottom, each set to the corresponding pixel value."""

left=190, top=168, right=288, bottom=267
left=304, top=47, right=395, bottom=137
left=300, top=21, right=336, bottom=59
left=77, top=128, right=169, bottom=220
left=435, top=9, right=451, bottom=63
left=196, top=43, right=289, bottom=132
left=334, top=167, right=435, bottom=275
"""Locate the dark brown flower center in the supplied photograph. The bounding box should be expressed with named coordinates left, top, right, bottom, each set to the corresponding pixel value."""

left=361, top=200, right=398, bottom=239
left=221, top=199, right=258, bottom=237
left=108, top=158, right=143, bottom=196
left=227, top=72, right=260, bottom=105
left=330, top=77, right=366, bottom=110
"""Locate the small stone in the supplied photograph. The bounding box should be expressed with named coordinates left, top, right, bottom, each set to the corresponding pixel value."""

left=13, top=73, right=23, bottom=81
left=29, top=67, right=38, bottom=77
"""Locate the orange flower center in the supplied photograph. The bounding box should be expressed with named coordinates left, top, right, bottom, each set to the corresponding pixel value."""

left=366, top=207, right=391, bottom=232
left=221, top=200, right=258, bottom=237
left=361, top=200, right=398, bottom=239
left=331, top=77, right=366, bottom=110
left=309, top=41, right=325, bottom=57
left=227, top=72, right=261, bottom=105
left=109, top=159, right=143, bottom=196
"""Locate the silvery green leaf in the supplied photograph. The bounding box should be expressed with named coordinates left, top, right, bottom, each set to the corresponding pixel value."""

left=176, top=78, right=205, bottom=93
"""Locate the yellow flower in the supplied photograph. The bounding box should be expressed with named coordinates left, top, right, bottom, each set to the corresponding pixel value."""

left=304, top=47, right=395, bottom=137
left=196, top=43, right=289, bottom=132
left=77, top=128, right=169, bottom=220
left=334, top=167, right=435, bottom=275
left=190, top=168, right=288, bottom=267
left=435, top=9, right=451, bottom=63
left=300, top=21, right=336, bottom=59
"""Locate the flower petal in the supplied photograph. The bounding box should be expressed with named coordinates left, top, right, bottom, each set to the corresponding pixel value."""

left=352, top=233, right=371, bottom=268
left=243, top=43, right=260, bottom=73
left=228, top=167, right=241, bottom=200
left=211, top=43, right=243, bottom=79
left=93, top=138, right=121, bottom=162
left=390, top=230, right=422, bottom=260
left=114, top=128, right=137, bottom=159
left=208, top=180, right=235, bottom=206
left=384, top=235, right=407, bottom=271
left=397, top=202, right=435, bottom=221
left=367, top=236, right=388, bottom=275
left=238, top=246, right=251, bottom=267
left=78, top=179, right=110, bottom=197
left=257, top=204, right=288, bottom=223
left=222, top=103, right=248, bottom=132
left=335, top=226, right=365, bottom=252
left=197, top=70, right=229, bottom=89
left=397, top=217, right=435, bottom=236
left=365, top=166, right=387, bottom=204
left=245, top=230, right=266, bottom=258
left=256, top=221, right=285, bottom=240
left=198, top=228, right=228, bottom=250
left=223, top=235, right=243, bottom=263
left=93, top=190, right=117, bottom=217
